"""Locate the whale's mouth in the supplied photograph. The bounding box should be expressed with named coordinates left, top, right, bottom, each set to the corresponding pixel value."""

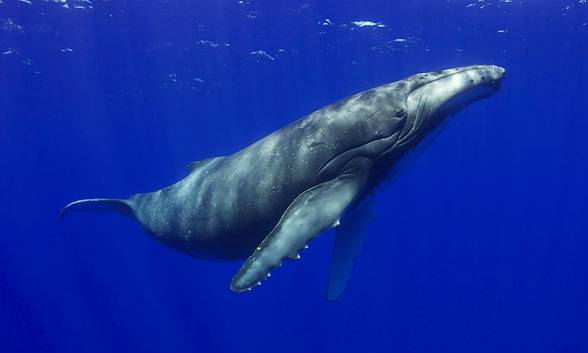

left=399, top=65, right=505, bottom=146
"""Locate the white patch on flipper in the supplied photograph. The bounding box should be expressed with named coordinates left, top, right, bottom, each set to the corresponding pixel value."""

left=230, top=164, right=370, bottom=292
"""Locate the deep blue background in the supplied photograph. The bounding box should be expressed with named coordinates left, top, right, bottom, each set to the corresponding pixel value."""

left=1, top=1, right=587, bottom=352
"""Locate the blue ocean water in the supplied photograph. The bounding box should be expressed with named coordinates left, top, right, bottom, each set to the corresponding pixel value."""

left=1, top=0, right=587, bottom=352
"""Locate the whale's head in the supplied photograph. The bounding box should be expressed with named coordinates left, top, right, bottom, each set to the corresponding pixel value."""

left=390, top=65, right=505, bottom=150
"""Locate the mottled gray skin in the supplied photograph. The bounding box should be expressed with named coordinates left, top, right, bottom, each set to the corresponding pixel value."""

left=130, top=80, right=405, bottom=260
left=61, top=65, right=505, bottom=293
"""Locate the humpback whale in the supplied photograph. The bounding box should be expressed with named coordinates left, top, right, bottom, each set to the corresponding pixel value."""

left=61, top=65, right=506, bottom=300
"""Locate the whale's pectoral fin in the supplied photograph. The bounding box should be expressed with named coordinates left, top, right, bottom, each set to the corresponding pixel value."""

left=327, top=199, right=374, bottom=301
left=230, top=158, right=372, bottom=292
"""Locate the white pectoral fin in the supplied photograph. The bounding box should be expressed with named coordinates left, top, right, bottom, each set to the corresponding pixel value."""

left=230, top=163, right=370, bottom=292
left=327, top=199, right=374, bottom=301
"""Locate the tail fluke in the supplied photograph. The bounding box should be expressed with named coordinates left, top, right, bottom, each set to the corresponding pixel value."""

left=59, top=198, right=134, bottom=219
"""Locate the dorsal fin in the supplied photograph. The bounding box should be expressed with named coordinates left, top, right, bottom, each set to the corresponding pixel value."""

left=187, top=157, right=223, bottom=172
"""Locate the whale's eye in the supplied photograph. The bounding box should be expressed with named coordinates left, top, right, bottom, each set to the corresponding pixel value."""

left=394, top=109, right=406, bottom=117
